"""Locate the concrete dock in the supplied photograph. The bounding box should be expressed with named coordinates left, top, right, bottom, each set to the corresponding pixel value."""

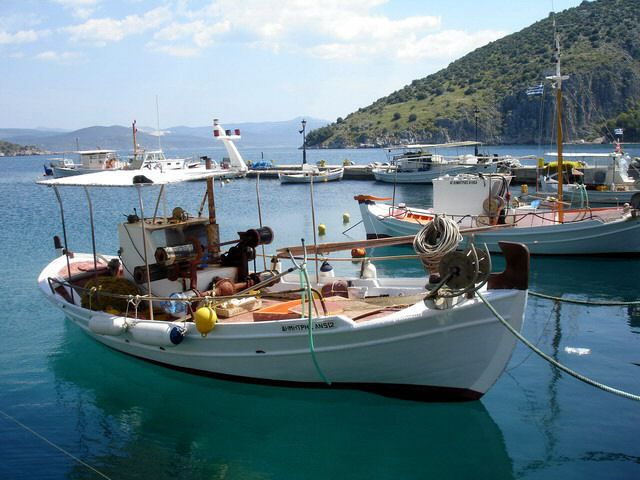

left=246, top=164, right=614, bottom=184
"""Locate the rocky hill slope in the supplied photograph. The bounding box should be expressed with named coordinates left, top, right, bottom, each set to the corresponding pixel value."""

left=307, top=0, right=640, bottom=147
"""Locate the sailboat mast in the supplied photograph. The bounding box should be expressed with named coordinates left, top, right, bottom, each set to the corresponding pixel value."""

left=546, top=22, right=569, bottom=222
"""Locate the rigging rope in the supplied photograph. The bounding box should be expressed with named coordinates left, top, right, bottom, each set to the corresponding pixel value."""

left=477, top=290, right=640, bottom=402
left=529, top=290, right=640, bottom=306
left=0, top=408, right=112, bottom=479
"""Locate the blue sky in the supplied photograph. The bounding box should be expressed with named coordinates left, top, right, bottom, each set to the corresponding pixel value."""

left=1, top=0, right=582, bottom=130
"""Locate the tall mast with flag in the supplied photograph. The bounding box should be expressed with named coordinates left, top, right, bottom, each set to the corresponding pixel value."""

left=546, top=20, right=569, bottom=222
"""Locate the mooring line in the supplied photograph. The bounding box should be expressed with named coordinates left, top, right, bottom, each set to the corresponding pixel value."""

left=477, top=291, right=640, bottom=402
left=0, top=407, right=112, bottom=479
left=529, top=290, right=640, bottom=306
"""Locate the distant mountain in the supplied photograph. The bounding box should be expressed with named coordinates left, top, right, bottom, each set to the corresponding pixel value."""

left=0, top=117, right=329, bottom=152
left=306, top=0, right=640, bottom=147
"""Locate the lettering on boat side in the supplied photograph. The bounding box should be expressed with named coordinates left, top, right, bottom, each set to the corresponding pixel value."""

left=281, top=321, right=335, bottom=332
left=450, top=180, right=478, bottom=184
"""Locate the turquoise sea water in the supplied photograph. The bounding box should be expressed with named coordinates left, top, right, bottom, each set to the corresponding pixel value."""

left=1, top=146, right=640, bottom=479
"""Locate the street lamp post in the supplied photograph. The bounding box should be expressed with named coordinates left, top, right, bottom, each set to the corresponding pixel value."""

left=473, top=106, right=479, bottom=157
left=300, top=119, right=307, bottom=165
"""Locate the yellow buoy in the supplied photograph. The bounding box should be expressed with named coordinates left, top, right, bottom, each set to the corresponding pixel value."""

left=318, top=224, right=327, bottom=236
left=521, top=184, right=529, bottom=194
left=194, top=306, right=217, bottom=337
left=342, top=212, right=350, bottom=223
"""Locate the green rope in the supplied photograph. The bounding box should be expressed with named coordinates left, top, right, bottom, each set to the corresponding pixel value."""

left=529, top=290, right=640, bottom=306
left=477, top=290, right=640, bottom=402
left=298, top=266, right=331, bottom=385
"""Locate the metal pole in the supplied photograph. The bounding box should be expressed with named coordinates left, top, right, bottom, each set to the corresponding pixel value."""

left=83, top=187, right=98, bottom=278
left=301, top=119, right=307, bottom=165
left=255, top=173, right=267, bottom=270
left=206, top=177, right=220, bottom=262
left=52, top=185, right=74, bottom=303
left=474, top=106, right=479, bottom=157
left=136, top=185, right=154, bottom=320
left=309, top=174, right=319, bottom=282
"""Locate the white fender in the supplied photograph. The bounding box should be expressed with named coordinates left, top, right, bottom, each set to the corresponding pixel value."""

left=89, top=315, right=127, bottom=336
left=130, top=321, right=185, bottom=347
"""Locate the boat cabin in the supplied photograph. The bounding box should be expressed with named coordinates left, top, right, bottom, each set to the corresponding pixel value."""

left=77, top=150, right=120, bottom=169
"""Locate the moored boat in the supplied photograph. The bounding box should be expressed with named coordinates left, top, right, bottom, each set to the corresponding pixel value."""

left=278, top=164, right=344, bottom=183
left=372, top=141, right=503, bottom=184
left=358, top=27, right=640, bottom=255
left=539, top=149, right=640, bottom=205
left=37, top=168, right=529, bottom=402
left=356, top=173, right=640, bottom=255
left=52, top=149, right=126, bottom=177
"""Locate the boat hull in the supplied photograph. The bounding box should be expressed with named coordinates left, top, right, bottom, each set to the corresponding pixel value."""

left=373, top=163, right=498, bottom=184
left=359, top=201, right=640, bottom=255
left=279, top=168, right=344, bottom=183
left=38, top=256, right=525, bottom=402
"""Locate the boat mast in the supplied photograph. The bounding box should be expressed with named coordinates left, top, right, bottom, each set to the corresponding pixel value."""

left=546, top=20, right=569, bottom=222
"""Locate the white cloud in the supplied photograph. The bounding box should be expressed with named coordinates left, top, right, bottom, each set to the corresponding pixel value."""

left=170, top=0, right=497, bottom=63
left=62, top=6, right=172, bottom=46
left=147, top=43, right=199, bottom=58
left=152, top=19, right=230, bottom=48
left=0, top=29, right=45, bottom=45
left=35, top=50, right=81, bottom=63
left=53, top=0, right=506, bottom=63
left=395, top=29, right=508, bottom=62
left=54, top=0, right=101, bottom=19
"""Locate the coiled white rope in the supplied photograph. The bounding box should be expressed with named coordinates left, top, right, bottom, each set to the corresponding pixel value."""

left=412, top=215, right=462, bottom=273
left=477, top=290, right=640, bottom=402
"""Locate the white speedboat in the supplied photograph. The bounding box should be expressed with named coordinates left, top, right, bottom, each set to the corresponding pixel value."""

left=372, top=141, right=501, bottom=184
left=279, top=165, right=344, bottom=183
left=37, top=168, right=528, bottom=402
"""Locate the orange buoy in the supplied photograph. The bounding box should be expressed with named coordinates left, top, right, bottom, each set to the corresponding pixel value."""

left=351, top=247, right=366, bottom=258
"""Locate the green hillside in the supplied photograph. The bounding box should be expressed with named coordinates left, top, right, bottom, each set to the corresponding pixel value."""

left=307, top=0, right=640, bottom=147
left=0, top=140, right=45, bottom=156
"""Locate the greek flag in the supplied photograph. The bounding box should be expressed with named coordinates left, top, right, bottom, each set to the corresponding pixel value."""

left=526, top=83, right=544, bottom=96
left=614, top=128, right=624, bottom=136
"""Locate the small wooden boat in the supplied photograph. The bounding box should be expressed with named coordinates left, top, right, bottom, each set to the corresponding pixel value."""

left=278, top=165, right=344, bottom=183
left=37, top=168, right=528, bottom=402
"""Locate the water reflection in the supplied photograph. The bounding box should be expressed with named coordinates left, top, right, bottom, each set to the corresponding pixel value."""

left=50, top=324, right=514, bottom=480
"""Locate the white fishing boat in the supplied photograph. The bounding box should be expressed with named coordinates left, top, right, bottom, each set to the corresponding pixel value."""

left=539, top=149, right=640, bottom=205
left=372, top=141, right=501, bottom=184
left=37, top=167, right=529, bottom=402
left=129, top=119, right=248, bottom=180
left=52, top=119, right=248, bottom=180
left=52, top=149, right=126, bottom=177
left=356, top=173, right=640, bottom=254
left=356, top=33, right=640, bottom=255
left=278, top=164, right=344, bottom=183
